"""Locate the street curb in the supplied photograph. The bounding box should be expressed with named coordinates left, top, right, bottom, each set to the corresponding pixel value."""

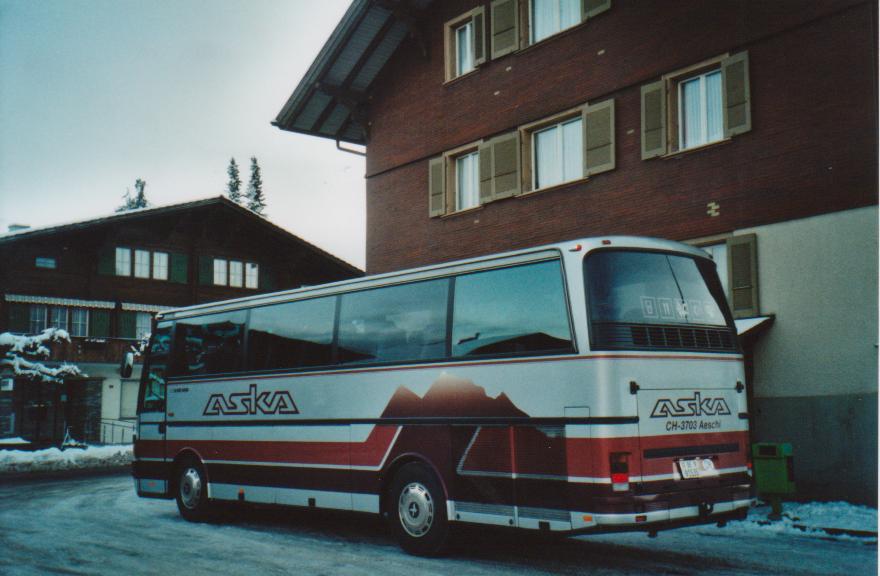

left=0, top=465, right=131, bottom=484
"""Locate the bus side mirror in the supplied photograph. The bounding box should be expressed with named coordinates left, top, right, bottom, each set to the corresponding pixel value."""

left=121, top=352, right=134, bottom=378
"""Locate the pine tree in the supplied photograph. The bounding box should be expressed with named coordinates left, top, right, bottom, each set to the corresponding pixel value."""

left=246, top=156, right=266, bottom=216
left=132, top=179, right=149, bottom=209
left=116, top=178, right=149, bottom=212
left=226, top=158, right=242, bottom=204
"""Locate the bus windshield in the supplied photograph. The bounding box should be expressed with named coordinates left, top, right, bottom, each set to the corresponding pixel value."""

left=585, top=250, right=731, bottom=327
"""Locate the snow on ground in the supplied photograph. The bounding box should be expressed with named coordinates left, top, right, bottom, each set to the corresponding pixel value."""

left=719, top=502, right=878, bottom=542
left=0, top=437, right=28, bottom=445
left=0, top=444, right=132, bottom=474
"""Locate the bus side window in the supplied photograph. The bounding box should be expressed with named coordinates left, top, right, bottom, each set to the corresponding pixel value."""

left=337, top=279, right=449, bottom=365
left=175, top=311, right=247, bottom=376
left=452, top=260, right=573, bottom=357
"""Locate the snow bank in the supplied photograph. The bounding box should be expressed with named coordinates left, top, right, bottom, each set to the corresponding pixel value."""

left=726, top=501, right=878, bottom=542
left=0, top=444, right=132, bottom=474
left=0, top=437, right=29, bottom=445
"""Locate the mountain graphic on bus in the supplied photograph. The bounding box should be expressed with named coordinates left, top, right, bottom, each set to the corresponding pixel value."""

left=381, top=374, right=529, bottom=419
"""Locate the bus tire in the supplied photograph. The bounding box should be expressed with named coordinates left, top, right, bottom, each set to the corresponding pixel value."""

left=175, top=457, right=212, bottom=522
left=389, top=462, right=449, bottom=556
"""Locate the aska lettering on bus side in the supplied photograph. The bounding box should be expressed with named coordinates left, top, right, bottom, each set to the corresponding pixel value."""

left=203, top=383, right=299, bottom=416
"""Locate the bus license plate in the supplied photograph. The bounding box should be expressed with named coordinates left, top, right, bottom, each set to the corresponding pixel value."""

left=678, top=458, right=716, bottom=479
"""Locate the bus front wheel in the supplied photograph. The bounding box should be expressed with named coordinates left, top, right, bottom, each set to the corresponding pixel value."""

left=389, top=462, right=449, bottom=556
left=175, top=457, right=212, bottom=522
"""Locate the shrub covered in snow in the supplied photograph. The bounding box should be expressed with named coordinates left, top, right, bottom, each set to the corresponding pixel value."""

left=0, top=328, right=84, bottom=382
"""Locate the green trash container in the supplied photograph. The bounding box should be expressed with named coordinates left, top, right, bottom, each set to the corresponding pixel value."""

left=751, top=442, right=795, bottom=518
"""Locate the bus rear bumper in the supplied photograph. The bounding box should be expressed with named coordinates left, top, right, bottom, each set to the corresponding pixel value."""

left=571, top=497, right=754, bottom=533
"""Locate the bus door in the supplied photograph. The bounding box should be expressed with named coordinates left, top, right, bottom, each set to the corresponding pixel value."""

left=135, top=322, right=172, bottom=496
left=452, top=425, right=516, bottom=527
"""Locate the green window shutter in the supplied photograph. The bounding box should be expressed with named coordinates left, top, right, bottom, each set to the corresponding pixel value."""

left=584, top=99, right=615, bottom=176
left=258, top=265, right=274, bottom=291
left=198, top=256, right=213, bottom=285
left=7, top=303, right=29, bottom=333
left=169, top=253, right=188, bottom=284
left=118, top=311, right=136, bottom=339
left=97, top=246, right=115, bottom=275
left=726, top=234, right=758, bottom=318
left=584, top=0, right=611, bottom=19
left=641, top=80, right=666, bottom=159
left=490, top=131, right=521, bottom=200
left=491, top=0, right=518, bottom=59
left=89, top=309, right=111, bottom=338
left=428, top=157, right=446, bottom=218
left=722, top=51, right=751, bottom=137
left=478, top=142, right=494, bottom=204
left=473, top=7, right=487, bottom=66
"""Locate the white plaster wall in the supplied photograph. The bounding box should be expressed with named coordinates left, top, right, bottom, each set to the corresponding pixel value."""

left=742, top=206, right=878, bottom=398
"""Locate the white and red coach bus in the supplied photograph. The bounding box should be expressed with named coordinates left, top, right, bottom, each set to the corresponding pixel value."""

left=132, top=236, right=754, bottom=555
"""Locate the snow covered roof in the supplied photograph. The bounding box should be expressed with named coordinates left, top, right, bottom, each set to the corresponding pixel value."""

left=0, top=196, right=362, bottom=274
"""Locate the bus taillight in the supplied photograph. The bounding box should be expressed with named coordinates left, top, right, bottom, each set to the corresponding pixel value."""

left=610, top=452, right=630, bottom=492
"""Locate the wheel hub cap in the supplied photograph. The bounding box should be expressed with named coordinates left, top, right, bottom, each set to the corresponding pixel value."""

left=398, top=482, right=434, bottom=537
left=180, top=467, right=202, bottom=510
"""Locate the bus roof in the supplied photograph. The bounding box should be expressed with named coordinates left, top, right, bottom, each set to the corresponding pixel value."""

left=156, top=236, right=711, bottom=321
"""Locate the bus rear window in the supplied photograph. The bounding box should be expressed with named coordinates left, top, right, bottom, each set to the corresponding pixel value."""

left=585, top=250, right=736, bottom=352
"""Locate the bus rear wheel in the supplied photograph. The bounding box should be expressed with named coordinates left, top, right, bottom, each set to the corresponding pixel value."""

left=389, top=462, right=449, bottom=556
left=175, top=457, right=213, bottom=522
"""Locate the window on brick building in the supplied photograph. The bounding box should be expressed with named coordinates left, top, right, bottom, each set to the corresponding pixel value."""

left=444, top=7, right=486, bottom=81
left=692, top=234, right=759, bottom=319
left=532, top=117, right=583, bottom=190
left=531, top=0, right=580, bottom=43
left=489, top=0, right=610, bottom=58
left=455, top=151, right=480, bottom=211
left=642, top=52, right=751, bottom=159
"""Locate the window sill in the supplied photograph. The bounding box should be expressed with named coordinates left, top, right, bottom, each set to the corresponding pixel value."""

left=661, top=137, right=732, bottom=160
left=440, top=204, right=484, bottom=219
left=516, top=20, right=588, bottom=58
left=520, top=176, right=589, bottom=199
left=443, top=67, right=481, bottom=87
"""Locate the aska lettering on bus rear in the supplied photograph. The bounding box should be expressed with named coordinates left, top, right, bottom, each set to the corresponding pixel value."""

left=203, top=383, right=299, bottom=416
left=650, top=392, right=731, bottom=418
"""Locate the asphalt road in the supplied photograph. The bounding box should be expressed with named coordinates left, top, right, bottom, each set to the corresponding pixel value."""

left=0, top=472, right=875, bottom=576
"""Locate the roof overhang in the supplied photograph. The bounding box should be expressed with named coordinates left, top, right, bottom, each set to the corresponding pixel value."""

left=273, top=0, right=433, bottom=146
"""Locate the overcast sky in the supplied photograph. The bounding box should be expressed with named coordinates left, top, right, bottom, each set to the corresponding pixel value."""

left=0, top=0, right=366, bottom=268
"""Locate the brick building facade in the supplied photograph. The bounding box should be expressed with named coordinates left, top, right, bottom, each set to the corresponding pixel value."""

left=275, top=0, right=877, bottom=501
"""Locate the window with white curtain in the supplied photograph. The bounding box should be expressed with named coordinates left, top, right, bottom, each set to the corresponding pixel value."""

left=532, top=116, right=583, bottom=190
left=245, top=263, right=259, bottom=289
left=70, top=309, right=89, bottom=337
left=213, top=258, right=228, bottom=285
left=136, top=312, right=152, bottom=340
left=455, top=20, right=474, bottom=77
left=152, top=252, right=169, bottom=280
left=678, top=69, right=723, bottom=150
left=48, top=306, right=68, bottom=331
left=115, top=247, right=131, bottom=276
left=229, top=260, right=244, bottom=287
left=532, top=0, right=580, bottom=43
left=455, top=151, right=480, bottom=211
left=134, top=250, right=151, bottom=278
left=29, top=305, right=47, bottom=334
